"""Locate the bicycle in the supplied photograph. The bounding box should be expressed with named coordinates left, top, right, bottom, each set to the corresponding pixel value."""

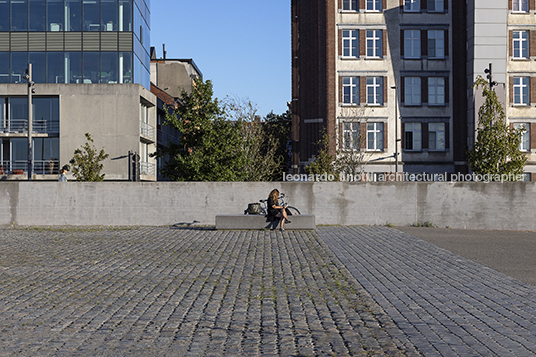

left=245, top=193, right=301, bottom=216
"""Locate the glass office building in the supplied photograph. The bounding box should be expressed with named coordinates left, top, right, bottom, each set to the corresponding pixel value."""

left=0, top=0, right=151, bottom=90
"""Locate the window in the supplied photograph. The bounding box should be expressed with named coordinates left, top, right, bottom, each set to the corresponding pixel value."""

left=366, top=30, right=383, bottom=58
left=65, top=52, right=82, bottom=83
left=0, top=0, right=8, bottom=31
left=366, top=0, right=382, bottom=11
left=47, top=0, right=63, bottom=31
left=83, top=0, right=100, bottom=31
left=428, top=77, right=445, bottom=105
left=513, top=31, right=529, bottom=59
left=513, top=0, right=529, bottom=12
left=29, top=52, right=46, bottom=83
left=343, top=77, right=359, bottom=104
left=119, top=52, right=133, bottom=83
left=101, top=52, right=118, bottom=83
left=83, top=52, right=99, bottom=83
left=404, top=0, right=420, bottom=12
left=342, top=30, right=359, bottom=58
left=428, top=123, right=445, bottom=150
left=102, top=0, right=118, bottom=31
left=367, top=123, right=384, bottom=151
left=514, top=123, right=530, bottom=151
left=428, top=30, right=444, bottom=58
left=343, top=122, right=360, bottom=150
left=513, top=77, right=529, bottom=105
left=405, top=77, right=421, bottom=105
left=404, top=30, right=421, bottom=58
left=367, top=77, right=383, bottom=105
left=427, top=0, right=444, bottom=12
left=405, top=123, right=421, bottom=151
left=47, top=52, right=64, bottom=83
left=33, top=97, right=59, bottom=133
left=342, top=0, right=358, bottom=10
left=10, top=52, right=27, bottom=83
left=11, top=0, right=28, bottom=31
left=29, top=0, right=46, bottom=31
left=0, top=52, right=7, bottom=83
left=65, top=0, right=82, bottom=31
left=119, top=0, right=133, bottom=31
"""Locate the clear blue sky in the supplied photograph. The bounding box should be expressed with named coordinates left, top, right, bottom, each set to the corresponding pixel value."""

left=150, top=1, right=291, bottom=118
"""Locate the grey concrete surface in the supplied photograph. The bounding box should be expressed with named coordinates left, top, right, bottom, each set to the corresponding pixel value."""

left=0, top=226, right=415, bottom=357
left=396, top=227, right=536, bottom=287
left=320, top=226, right=536, bottom=357
left=3, top=181, right=536, bottom=231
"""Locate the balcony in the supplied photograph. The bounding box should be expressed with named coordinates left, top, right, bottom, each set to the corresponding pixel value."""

left=140, top=121, right=156, bottom=142
left=140, top=161, right=156, bottom=177
left=0, top=160, right=59, bottom=175
left=0, top=119, right=60, bottom=134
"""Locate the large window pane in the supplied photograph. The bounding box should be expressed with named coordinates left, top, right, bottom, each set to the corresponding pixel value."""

left=29, top=0, right=46, bottom=31
left=9, top=98, right=27, bottom=133
left=65, top=52, right=82, bottom=83
left=102, top=0, right=117, bottom=31
left=11, top=52, right=27, bottom=83
left=0, top=52, right=8, bottom=83
left=119, top=52, right=132, bottom=83
left=101, top=52, right=118, bottom=83
left=65, top=0, right=82, bottom=31
left=119, top=0, right=132, bottom=31
left=11, top=0, right=28, bottom=31
left=33, top=97, right=59, bottom=133
left=33, top=138, right=59, bottom=173
left=83, top=0, right=100, bottom=31
left=47, top=52, right=64, bottom=83
left=47, top=0, right=63, bottom=31
left=29, top=52, right=46, bottom=83
left=83, top=52, right=99, bottom=83
left=0, top=0, right=9, bottom=31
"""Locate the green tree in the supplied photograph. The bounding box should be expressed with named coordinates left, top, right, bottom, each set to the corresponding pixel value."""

left=263, top=110, right=292, bottom=180
left=305, top=132, right=338, bottom=180
left=154, top=77, right=245, bottom=181
left=467, top=76, right=527, bottom=179
left=69, top=133, right=109, bottom=181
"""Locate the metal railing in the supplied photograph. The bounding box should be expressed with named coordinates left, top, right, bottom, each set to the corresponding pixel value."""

left=140, top=121, right=156, bottom=141
left=139, top=161, right=155, bottom=176
left=0, top=160, right=59, bottom=175
left=0, top=119, right=60, bottom=134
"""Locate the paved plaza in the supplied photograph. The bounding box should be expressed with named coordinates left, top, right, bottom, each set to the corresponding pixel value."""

left=0, top=226, right=535, bottom=356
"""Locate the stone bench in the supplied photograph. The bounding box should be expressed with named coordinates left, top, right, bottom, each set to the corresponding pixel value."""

left=215, top=214, right=316, bottom=230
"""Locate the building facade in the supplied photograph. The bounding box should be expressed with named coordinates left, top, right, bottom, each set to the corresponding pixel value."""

left=292, top=0, right=536, bottom=180
left=0, top=0, right=156, bottom=180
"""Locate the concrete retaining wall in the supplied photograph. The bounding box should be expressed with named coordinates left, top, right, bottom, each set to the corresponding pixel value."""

left=1, top=181, right=535, bottom=230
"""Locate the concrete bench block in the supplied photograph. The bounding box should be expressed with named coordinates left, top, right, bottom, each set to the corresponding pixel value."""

left=216, top=214, right=316, bottom=230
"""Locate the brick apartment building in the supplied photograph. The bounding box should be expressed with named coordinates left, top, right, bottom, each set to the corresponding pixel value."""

left=291, top=0, right=536, bottom=180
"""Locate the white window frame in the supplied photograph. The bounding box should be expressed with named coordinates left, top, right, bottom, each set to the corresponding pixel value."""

left=514, top=123, right=530, bottom=151
left=512, top=0, right=529, bottom=13
left=342, top=0, right=358, bottom=11
left=404, top=30, right=421, bottom=59
left=366, top=30, right=383, bottom=58
left=428, top=77, right=445, bottom=105
left=405, top=77, right=421, bottom=105
left=427, top=30, right=444, bottom=58
left=428, top=122, right=445, bottom=151
left=404, top=0, right=420, bottom=12
left=427, top=0, right=444, bottom=12
left=513, top=77, right=530, bottom=105
left=366, top=0, right=382, bottom=11
left=513, top=31, right=529, bottom=59
left=343, top=122, right=360, bottom=150
left=342, top=30, right=359, bottom=58
left=404, top=123, right=421, bottom=151
left=366, top=77, right=383, bottom=105
left=367, top=122, right=384, bottom=151
left=342, top=77, right=359, bottom=104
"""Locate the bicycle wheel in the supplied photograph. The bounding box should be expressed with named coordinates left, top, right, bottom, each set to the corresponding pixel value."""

left=286, top=206, right=300, bottom=215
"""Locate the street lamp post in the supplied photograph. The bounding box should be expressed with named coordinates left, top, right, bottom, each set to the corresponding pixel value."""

left=23, top=63, right=34, bottom=181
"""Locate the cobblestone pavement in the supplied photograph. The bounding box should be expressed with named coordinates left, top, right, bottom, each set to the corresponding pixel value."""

left=318, top=226, right=536, bottom=357
left=0, top=226, right=417, bottom=357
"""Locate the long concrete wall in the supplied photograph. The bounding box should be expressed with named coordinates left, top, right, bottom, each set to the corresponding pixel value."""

left=1, top=182, right=535, bottom=230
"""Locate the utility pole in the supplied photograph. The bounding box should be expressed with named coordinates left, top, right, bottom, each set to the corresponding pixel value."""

left=484, top=63, right=497, bottom=91
left=23, top=63, right=35, bottom=181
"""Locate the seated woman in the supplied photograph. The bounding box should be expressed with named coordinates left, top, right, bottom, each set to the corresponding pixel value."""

left=267, top=189, right=290, bottom=231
